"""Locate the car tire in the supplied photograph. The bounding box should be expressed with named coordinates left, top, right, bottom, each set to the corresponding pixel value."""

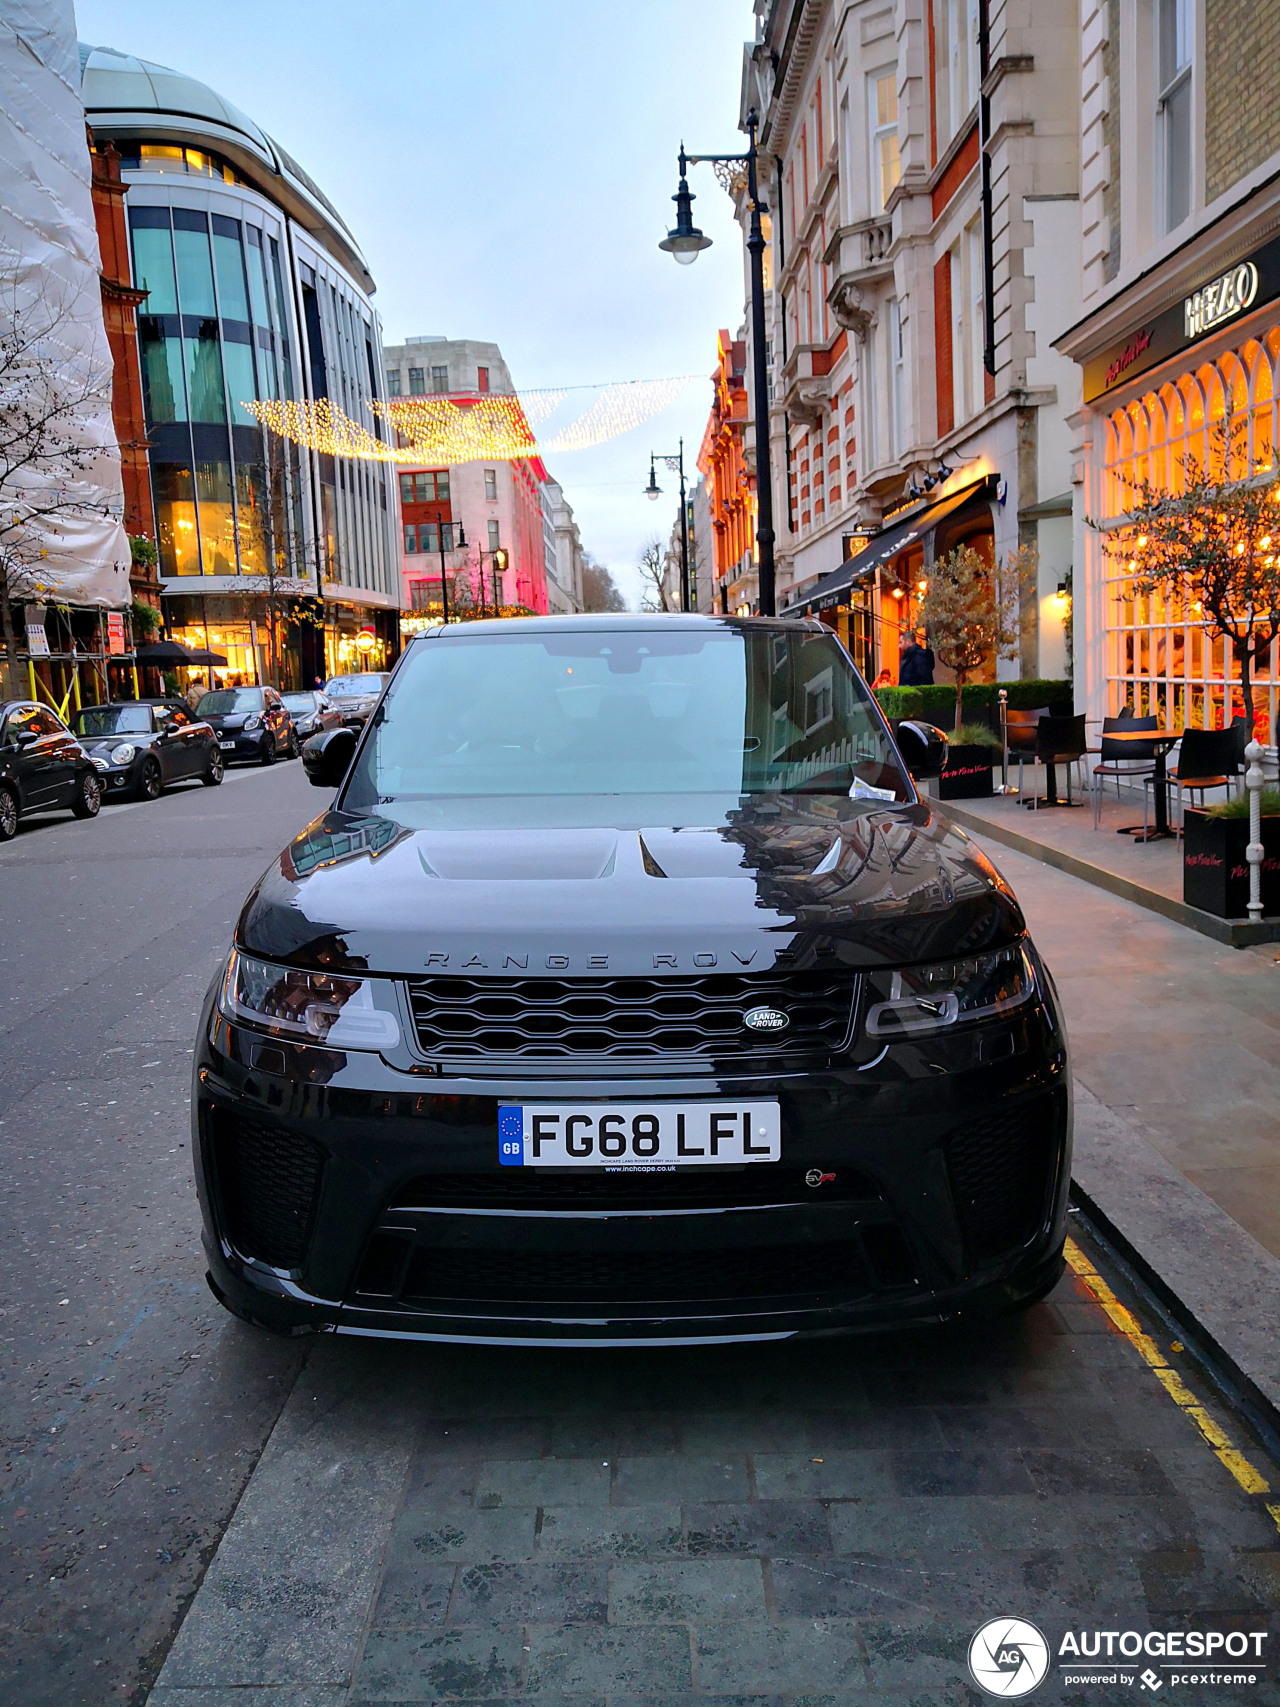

left=0, top=784, right=18, bottom=841
left=202, top=749, right=224, bottom=787
left=286, top=727, right=300, bottom=760
left=139, top=757, right=163, bottom=801
left=71, top=772, right=101, bottom=819
left=260, top=734, right=276, bottom=766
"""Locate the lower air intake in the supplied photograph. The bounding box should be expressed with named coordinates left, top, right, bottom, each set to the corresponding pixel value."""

left=213, top=1111, right=325, bottom=1271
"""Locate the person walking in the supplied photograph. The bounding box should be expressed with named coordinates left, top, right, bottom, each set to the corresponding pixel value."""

left=185, top=677, right=206, bottom=711
left=897, top=628, right=935, bottom=686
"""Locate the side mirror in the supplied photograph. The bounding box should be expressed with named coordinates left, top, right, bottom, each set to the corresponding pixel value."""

left=13, top=729, right=39, bottom=747
left=895, top=719, right=949, bottom=780
left=302, top=726, right=357, bottom=789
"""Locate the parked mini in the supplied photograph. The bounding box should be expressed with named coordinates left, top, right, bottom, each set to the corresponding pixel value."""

left=73, top=699, right=223, bottom=799
left=322, top=672, right=389, bottom=728
left=196, top=686, right=295, bottom=764
left=0, top=701, right=101, bottom=839
left=280, top=690, right=343, bottom=742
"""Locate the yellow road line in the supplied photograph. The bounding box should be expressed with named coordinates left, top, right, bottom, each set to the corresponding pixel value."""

left=1063, top=1236, right=1278, bottom=1525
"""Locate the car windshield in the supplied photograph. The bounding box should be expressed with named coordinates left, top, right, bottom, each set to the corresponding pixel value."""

left=73, top=706, right=151, bottom=736
left=341, top=625, right=911, bottom=825
left=282, top=693, right=318, bottom=713
left=198, top=689, right=263, bottom=713
left=325, top=674, right=384, bottom=697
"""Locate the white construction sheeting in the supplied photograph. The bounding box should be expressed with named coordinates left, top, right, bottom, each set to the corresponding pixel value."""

left=0, top=0, right=130, bottom=609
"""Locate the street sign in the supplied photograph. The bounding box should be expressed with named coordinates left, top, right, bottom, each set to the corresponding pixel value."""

left=106, top=611, right=125, bottom=655
left=24, top=609, right=49, bottom=657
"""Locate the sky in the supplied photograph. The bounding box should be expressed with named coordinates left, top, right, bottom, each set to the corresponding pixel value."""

left=73, top=0, right=757, bottom=608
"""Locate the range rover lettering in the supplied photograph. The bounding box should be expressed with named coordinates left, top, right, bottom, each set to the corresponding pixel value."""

left=194, top=615, right=1071, bottom=1346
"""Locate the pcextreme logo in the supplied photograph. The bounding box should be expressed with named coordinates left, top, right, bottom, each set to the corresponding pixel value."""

left=969, top=1621, right=1270, bottom=1696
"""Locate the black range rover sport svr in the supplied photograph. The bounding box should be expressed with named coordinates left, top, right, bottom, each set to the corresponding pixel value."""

left=194, top=614, right=1071, bottom=1346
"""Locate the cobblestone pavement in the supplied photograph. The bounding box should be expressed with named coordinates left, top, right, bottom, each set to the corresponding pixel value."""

left=151, top=1222, right=1280, bottom=1707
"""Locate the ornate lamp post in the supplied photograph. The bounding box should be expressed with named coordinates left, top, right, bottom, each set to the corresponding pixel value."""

left=434, top=518, right=467, bottom=625
left=644, top=441, right=689, bottom=612
left=660, top=109, right=775, bottom=617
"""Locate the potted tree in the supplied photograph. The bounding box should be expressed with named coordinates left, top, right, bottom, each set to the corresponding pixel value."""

left=917, top=542, right=1030, bottom=799
left=1182, top=790, right=1280, bottom=918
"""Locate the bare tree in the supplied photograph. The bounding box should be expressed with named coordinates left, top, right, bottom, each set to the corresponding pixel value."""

left=580, top=551, right=627, bottom=612
left=0, top=263, right=115, bottom=693
left=637, top=537, right=672, bottom=612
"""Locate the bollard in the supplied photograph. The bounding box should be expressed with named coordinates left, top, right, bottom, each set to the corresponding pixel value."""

left=995, top=687, right=1016, bottom=795
left=1244, top=739, right=1265, bottom=922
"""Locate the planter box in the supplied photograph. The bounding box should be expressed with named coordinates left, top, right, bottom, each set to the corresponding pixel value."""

left=938, top=744, right=996, bottom=799
left=1182, top=808, right=1280, bottom=918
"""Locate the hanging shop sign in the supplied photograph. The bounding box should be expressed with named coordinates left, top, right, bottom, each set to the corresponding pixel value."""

left=355, top=628, right=377, bottom=654
left=106, top=611, right=126, bottom=655
left=1084, top=231, right=1280, bottom=403
left=24, top=609, right=49, bottom=657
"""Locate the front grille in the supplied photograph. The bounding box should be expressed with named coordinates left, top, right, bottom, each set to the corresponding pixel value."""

left=398, top=1240, right=867, bottom=1303
left=947, top=1096, right=1057, bottom=1262
left=211, top=1111, right=325, bottom=1270
left=406, top=972, right=857, bottom=1063
left=389, top=1166, right=883, bottom=1212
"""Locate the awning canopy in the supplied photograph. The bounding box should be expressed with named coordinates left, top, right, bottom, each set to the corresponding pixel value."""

left=784, top=475, right=998, bottom=614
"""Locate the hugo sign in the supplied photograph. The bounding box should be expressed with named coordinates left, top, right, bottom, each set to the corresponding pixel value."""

left=1184, top=262, right=1259, bottom=338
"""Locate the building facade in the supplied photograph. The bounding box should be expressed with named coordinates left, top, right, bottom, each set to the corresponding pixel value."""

left=1056, top=0, right=1280, bottom=745
left=697, top=330, right=758, bottom=614
left=383, top=337, right=557, bottom=626
left=736, top=0, right=1078, bottom=688
left=81, top=45, right=400, bottom=685
left=540, top=479, right=585, bottom=615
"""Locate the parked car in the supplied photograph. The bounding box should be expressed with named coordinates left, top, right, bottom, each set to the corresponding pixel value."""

left=195, top=686, right=295, bottom=764
left=280, top=690, right=343, bottom=742
left=0, top=700, right=101, bottom=839
left=196, top=615, right=1071, bottom=1348
left=72, top=699, right=223, bottom=799
left=321, top=672, right=389, bottom=727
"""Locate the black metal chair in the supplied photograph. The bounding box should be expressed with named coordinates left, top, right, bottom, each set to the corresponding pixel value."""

left=1162, top=726, right=1244, bottom=825
left=1004, top=706, right=1050, bottom=797
left=1090, top=714, right=1159, bottom=829
left=1029, top=713, right=1088, bottom=808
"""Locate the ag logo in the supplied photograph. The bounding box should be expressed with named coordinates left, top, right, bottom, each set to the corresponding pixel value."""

left=968, top=1618, right=1050, bottom=1697
left=743, top=1005, right=789, bottom=1032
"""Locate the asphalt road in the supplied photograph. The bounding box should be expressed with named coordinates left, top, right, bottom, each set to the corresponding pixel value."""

left=2, top=765, right=1277, bottom=1706
left=0, top=757, right=324, bottom=1707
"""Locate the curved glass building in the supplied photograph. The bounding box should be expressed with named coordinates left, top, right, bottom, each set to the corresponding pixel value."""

left=81, top=45, right=399, bottom=682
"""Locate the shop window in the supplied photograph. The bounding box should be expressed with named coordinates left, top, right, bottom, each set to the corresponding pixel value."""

left=153, top=462, right=199, bottom=576
left=235, top=462, right=269, bottom=574
left=408, top=366, right=425, bottom=395
left=1157, top=0, right=1193, bottom=232
left=868, top=70, right=900, bottom=214
left=196, top=459, right=236, bottom=574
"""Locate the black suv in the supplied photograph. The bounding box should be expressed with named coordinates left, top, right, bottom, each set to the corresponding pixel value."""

left=195, top=686, right=295, bottom=764
left=195, top=617, right=1071, bottom=1347
left=73, top=700, right=223, bottom=799
left=0, top=701, right=101, bottom=839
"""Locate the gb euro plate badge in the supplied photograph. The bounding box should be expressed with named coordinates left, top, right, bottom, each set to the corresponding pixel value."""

left=498, top=1101, right=781, bottom=1168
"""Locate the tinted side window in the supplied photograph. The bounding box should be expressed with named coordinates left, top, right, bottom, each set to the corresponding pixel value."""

left=33, top=709, right=63, bottom=737
left=168, top=705, right=192, bottom=726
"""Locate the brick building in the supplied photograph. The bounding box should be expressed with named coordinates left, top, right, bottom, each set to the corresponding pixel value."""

left=697, top=330, right=758, bottom=614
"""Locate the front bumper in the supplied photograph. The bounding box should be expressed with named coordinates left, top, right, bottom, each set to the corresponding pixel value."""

left=192, top=982, right=1073, bottom=1347
left=211, top=729, right=269, bottom=760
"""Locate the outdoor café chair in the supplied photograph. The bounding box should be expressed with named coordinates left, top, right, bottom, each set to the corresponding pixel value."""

left=1160, top=726, right=1244, bottom=827
left=1090, top=714, right=1159, bottom=829
left=1028, top=713, right=1089, bottom=809
left=1004, top=706, right=1051, bottom=797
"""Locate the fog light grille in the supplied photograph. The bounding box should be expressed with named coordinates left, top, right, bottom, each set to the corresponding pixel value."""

left=213, top=1111, right=324, bottom=1271
left=947, top=1096, right=1056, bottom=1262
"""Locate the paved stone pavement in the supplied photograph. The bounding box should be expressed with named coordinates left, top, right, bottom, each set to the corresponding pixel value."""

left=150, top=1221, right=1279, bottom=1706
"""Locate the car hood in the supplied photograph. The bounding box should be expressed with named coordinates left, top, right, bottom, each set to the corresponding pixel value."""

left=237, top=798, right=1025, bottom=975
left=78, top=732, right=152, bottom=752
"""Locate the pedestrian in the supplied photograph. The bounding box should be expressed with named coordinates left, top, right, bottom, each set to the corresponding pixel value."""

left=873, top=668, right=893, bottom=688
left=185, top=676, right=205, bottom=711
left=898, top=628, right=935, bottom=686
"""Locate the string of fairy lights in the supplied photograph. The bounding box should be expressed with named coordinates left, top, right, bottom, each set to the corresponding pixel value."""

left=243, top=376, right=694, bottom=466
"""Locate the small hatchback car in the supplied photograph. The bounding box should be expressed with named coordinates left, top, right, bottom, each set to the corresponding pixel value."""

left=0, top=701, right=101, bottom=838
left=195, top=616, right=1071, bottom=1346
left=73, top=699, right=223, bottom=799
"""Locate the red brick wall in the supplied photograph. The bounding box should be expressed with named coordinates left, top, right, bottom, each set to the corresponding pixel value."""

left=934, top=254, right=954, bottom=439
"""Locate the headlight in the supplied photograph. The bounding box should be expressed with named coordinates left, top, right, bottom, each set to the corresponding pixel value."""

left=219, top=950, right=401, bottom=1049
left=244, top=714, right=262, bottom=730
left=110, top=743, right=137, bottom=765
left=864, top=944, right=1035, bottom=1038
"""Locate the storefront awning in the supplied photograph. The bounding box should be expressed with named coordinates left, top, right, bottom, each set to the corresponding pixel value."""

left=785, top=475, right=998, bottom=614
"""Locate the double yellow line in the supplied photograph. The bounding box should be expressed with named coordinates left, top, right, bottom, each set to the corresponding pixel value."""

left=1064, top=1238, right=1280, bottom=1535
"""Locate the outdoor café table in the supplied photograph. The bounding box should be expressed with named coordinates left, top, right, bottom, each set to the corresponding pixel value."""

left=1106, top=728, right=1181, bottom=842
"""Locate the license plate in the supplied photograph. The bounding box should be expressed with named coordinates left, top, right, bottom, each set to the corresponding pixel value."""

left=219, top=740, right=235, bottom=750
left=498, top=1101, right=781, bottom=1168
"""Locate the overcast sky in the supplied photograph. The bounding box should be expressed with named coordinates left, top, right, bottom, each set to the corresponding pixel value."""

left=73, top=0, right=756, bottom=607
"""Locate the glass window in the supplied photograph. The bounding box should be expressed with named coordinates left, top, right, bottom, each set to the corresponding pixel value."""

left=387, top=368, right=402, bottom=396
left=199, top=688, right=265, bottom=713
left=234, top=461, right=269, bottom=574
left=888, top=298, right=906, bottom=457
left=153, top=462, right=199, bottom=575
left=137, top=317, right=187, bottom=423
left=933, top=0, right=980, bottom=150
left=414, top=472, right=436, bottom=502
left=221, top=335, right=258, bottom=428
left=868, top=71, right=901, bottom=213
left=420, top=522, right=439, bottom=554
left=195, top=460, right=236, bottom=573
left=488, top=519, right=500, bottom=551
left=399, top=473, right=414, bottom=504
left=477, top=366, right=490, bottom=393
left=73, top=705, right=152, bottom=736
left=1158, top=0, right=1193, bottom=231
left=484, top=467, right=498, bottom=501
left=245, top=228, right=271, bottom=326
left=172, top=212, right=216, bottom=317
left=185, top=322, right=226, bottom=423
left=404, top=523, right=418, bottom=553
left=408, top=366, right=425, bottom=395
left=432, top=365, right=449, bottom=393
left=435, top=470, right=450, bottom=502
left=130, top=215, right=178, bottom=316
left=343, top=627, right=910, bottom=815
left=211, top=216, right=250, bottom=320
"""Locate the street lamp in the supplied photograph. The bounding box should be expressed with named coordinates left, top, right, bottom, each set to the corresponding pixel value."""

left=435, top=517, right=466, bottom=626
left=660, top=111, right=775, bottom=616
left=643, top=441, right=690, bottom=612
